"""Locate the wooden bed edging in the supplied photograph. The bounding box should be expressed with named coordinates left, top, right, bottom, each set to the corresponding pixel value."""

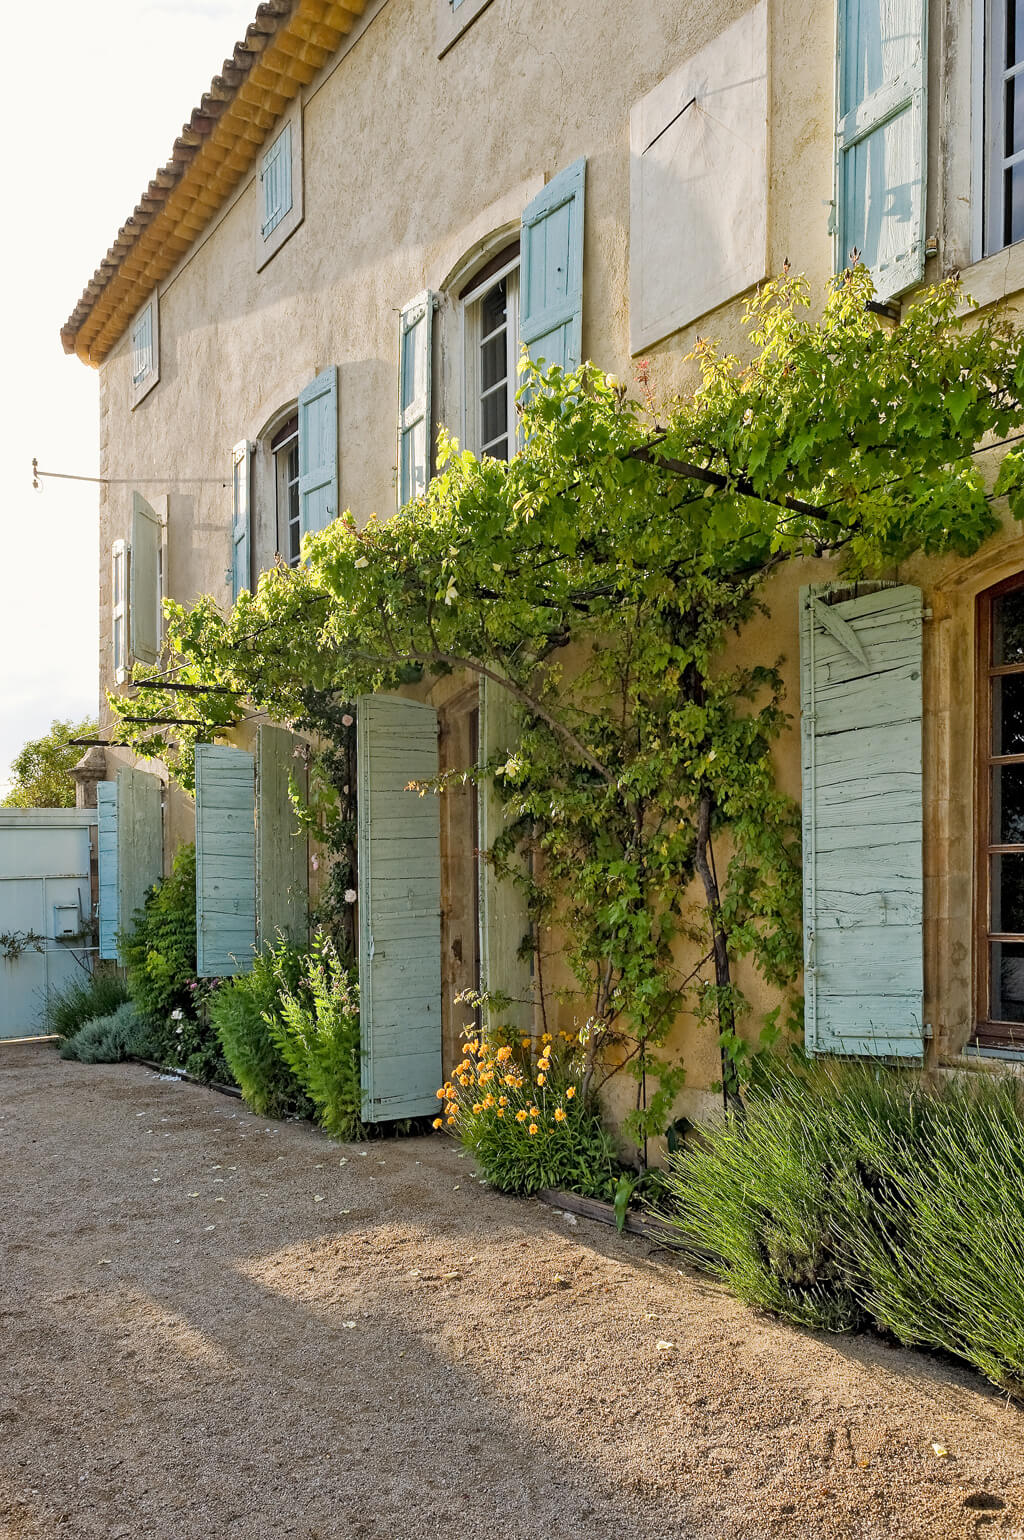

left=536, top=1187, right=682, bottom=1247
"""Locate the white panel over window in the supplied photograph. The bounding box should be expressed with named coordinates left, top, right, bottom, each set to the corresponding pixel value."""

left=111, top=538, right=129, bottom=683
left=398, top=291, right=437, bottom=506
left=131, top=493, right=162, bottom=666
left=629, top=2, right=767, bottom=352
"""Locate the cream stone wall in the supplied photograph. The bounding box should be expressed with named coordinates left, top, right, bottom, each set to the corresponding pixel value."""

left=91, top=0, right=1024, bottom=1109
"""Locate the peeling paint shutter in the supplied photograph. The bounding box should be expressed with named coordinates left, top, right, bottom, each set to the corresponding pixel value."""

left=398, top=292, right=436, bottom=507
left=835, top=0, right=927, bottom=302
left=231, top=441, right=252, bottom=603
left=97, top=781, right=119, bottom=961
left=521, top=158, right=586, bottom=374
left=195, top=744, right=256, bottom=977
left=298, top=366, right=339, bottom=542
left=478, top=677, right=533, bottom=1034
left=131, top=493, right=162, bottom=665
left=800, top=584, right=924, bottom=1057
left=261, top=123, right=292, bottom=238
left=256, top=724, right=308, bottom=950
left=357, top=695, right=442, bottom=1121
left=116, top=766, right=163, bottom=951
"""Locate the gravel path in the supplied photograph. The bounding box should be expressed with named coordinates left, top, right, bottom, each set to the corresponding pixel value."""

left=2, top=1042, right=1023, bottom=1540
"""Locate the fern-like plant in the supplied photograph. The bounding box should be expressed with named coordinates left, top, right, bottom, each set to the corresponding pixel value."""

left=209, top=938, right=314, bottom=1119
left=268, top=934, right=364, bottom=1141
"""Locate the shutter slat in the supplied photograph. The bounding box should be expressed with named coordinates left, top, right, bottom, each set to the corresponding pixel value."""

left=357, top=695, right=442, bottom=1121
left=195, top=744, right=256, bottom=977
left=800, top=584, right=924, bottom=1058
left=520, top=159, right=586, bottom=373
left=297, top=367, right=339, bottom=541
left=397, top=292, right=436, bottom=506
left=131, top=493, right=161, bottom=665
left=256, top=724, right=309, bottom=949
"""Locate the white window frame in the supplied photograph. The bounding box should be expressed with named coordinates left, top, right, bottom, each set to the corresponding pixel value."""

left=982, top=0, right=1024, bottom=256
left=129, top=296, right=159, bottom=408
left=111, top=538, right=129, bottom=683
left=460, top=257, right=520, bottom=461
left=437, top=0, right=495, bottom=56
left=272, top=415, right=301, bottom=567
left=256, top=98, right=304, bottom=271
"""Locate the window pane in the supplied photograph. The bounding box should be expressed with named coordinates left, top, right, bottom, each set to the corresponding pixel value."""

left=1008, top=72, right=1024, bottom=157
left=480, top=278, right=507, bottom=339
left=480, top=331, right=507, bottom=393
left=1004, top=162, right=1024, bottom=246
left=992, top=940, right=1024, bottom=1020
left=992, top=763, right=1024, bottom=843
left=993, top=673, right=1024, bottom=755
left=993, top=588, right=1024, bottom=665
left=992, top=851, right=1024, bottom=930
left=481, top=384, right=507, bottom=450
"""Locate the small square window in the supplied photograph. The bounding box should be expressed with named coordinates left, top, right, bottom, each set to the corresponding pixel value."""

left=257, top=102, right=303, bottom=270
left=129, top=296, right=159, bottom=407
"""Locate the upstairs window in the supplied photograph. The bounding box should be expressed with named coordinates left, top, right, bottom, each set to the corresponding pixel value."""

left=986, top=3, right=1024, bottom=253
left=130, top=297, right=159, bottom=406
left=257, top=104, right=303, bottom=269
left=261, top=123, right=292, bottom=239
left=272, top=415, right=301, bottom=565
left=461, top=251, right=519, bottom=461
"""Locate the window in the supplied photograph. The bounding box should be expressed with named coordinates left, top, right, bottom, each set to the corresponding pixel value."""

left=985, top=3, right=1024, bottom=253
left=111, top=539, right=128, bottom=683
left=129, top=297, right=159, bottom=406
left=462, top=255, right=519, bottom=461
left=273, top=416, right=301, bottom=565
left=977, top=577, right=1024, bottom=1044
left=437, top=0, right=495, bottom=56
left=257, top=103, right=303, bottom=269
left=261, top=124, right=292, bottom=239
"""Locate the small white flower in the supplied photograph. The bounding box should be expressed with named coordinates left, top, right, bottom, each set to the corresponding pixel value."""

left=311, top=855, right=320, bottom=872
left=171, top=1009, right=184, bottom=1021
left=345, top=888, right=357, bottom=904
left=354, top=556, right=369, bottom=569
left=341, top=715, right=353, bottom=727
left=175, top=1025, right=183, bottom=1036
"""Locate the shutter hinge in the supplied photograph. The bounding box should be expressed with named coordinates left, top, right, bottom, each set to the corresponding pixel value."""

left=922, top=606, right=933, bottom=620
left=923, top=1021, right=933, bottom=1039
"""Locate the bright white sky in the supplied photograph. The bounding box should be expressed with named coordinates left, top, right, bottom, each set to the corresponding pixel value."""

left=0, top=0, right=259, bottom=795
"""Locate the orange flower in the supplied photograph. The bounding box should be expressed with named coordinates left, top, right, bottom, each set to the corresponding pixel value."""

left=554, top=1107, right=567, bottom=1123
left=472, top=1103, right=482, bottom=1115
left=536, top=1074, right=547, bottom=1086
left=538, top=1059, right=551, bottom=1073
left=458, top=1076, right=470, bottom=1087
left=496, top=1045, right=512, bottom=1062
left=465, top=1040, right=479, bottom=1056
left=566, top=1086, right=577, bottom=1100
left=433, top=1117, right=443, bottom=1129
left=498, top=1096, right=508, bottom=1108
left=446, top=1115, right=456, bottom=1125
left=436, top=1088, right=445, bottom=1099
left=529, top=1106, right=540, bottom=1118
left=496, top=1108, right=505, bottom=1119
left=528, top=1123, right=539, bottom=1135
left=520, top=1037, right=531, bottom=1049
left=541, top=1033, right=553, bottom=1044
left=515, top=1110, right=528, bottom=1123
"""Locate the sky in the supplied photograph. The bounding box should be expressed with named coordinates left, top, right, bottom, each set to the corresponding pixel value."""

left=0, top=0, right=260, bottom=796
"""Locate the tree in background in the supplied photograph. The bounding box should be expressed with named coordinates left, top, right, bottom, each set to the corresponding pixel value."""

left=1, top=717, right=98, bottom=808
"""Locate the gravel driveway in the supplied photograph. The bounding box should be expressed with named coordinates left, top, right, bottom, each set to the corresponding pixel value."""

left=2, top=1042, right=1023, bottom=1540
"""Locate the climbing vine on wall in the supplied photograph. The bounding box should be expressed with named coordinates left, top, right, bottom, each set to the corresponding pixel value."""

left=112, top=269, right=1024, bottom=1150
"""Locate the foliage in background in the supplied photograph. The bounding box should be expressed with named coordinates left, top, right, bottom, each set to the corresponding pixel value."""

left=112, top=270, right=1024, bottom=1152
left=210, top=937, right=315, bottom=1119
left=440, top=1028, right=621, bottom=1197
left=59, top=1001, right=155, bottom=1064
left=42, top=970, right=131, bottom=1041
left=661, top=1063, right=1024, bottom=1393
left=269, top=933, right=364, bottom=1140
left=1, top=716, right=98, bottom=808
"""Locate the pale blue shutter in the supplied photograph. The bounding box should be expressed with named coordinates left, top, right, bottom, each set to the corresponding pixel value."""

left=97, top=781, right=119, bottom=961
left=131, top=493, right=161, bottom=665
left=195, top=743, right=256, bottom=977
left=231, top=440, right=252, bottom=602
left=357, top=695, right=442, bottom=1121
left=261, top=124, right=292, bottom=238
left=520, top=158, right=586, bottom=373
left=478, top=677, right=533, bottom=1034
left=116, top=766, right=163, bottom=950
left=398, top=292, right=436, bottom=507
left=256, top=724, right=309, bottom=949
left=131, top=304, right=153, bottom=386
left=800, top=584, right=924, bottom=1058
left=298, top=366, right=339, bottom=541
left=835, top=0, right=926, bottom=303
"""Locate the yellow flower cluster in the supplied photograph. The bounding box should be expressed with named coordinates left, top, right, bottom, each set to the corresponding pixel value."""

left=432, top=1029, right=586, bottom=1141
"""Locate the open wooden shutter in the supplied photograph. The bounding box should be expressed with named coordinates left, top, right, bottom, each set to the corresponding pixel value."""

left=800, top=584, right=924, bottom=1057
left=97, top=781, right=119, bottom=961
left=478, top=677, right=533, bottom=1034
left=256, top=724, right=309, bottom=949
left=398, top=292, right=436, bottom=507
left=835, top=0, right=927, bottom=303
left=298, top=367, right=339, bottom=542
left=111, top=538, right=129, bottom=683
left=261, top=123, right=292, bottom=238
left=195, top=743, right=256, bottom=977
left=520, top=159, right=586, bottom=373
left=231, top=440, right=252, bottom=602
left=357, top=695, right=442, bottom=1121
left=116, top=766, right=163, bottom=949
left=131, top=494, right=162, bottom=665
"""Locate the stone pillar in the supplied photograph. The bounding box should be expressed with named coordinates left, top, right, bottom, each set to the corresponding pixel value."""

left=70, top=747, right=107, bottom=809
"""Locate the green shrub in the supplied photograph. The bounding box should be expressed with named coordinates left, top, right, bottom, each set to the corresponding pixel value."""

left=209, top=939, right=314, bottom=1119
left=60, top=1001, right=156, bottom=1063
left=661, top=1062, right=1024, bottom=1393
left=43, top=971, right=131, bottom=1041
left=269, top=935, right=364, bottom=1141
left=121, top=843, right=198, bottom=1038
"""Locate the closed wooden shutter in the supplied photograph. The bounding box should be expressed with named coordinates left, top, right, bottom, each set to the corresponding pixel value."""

left=261, top=123, right=292, bottom=238
left=357, top=695, right=442, bottom=1121
left=97, top=781, right=119, bottom=961
left=520, top=158, right=586, bottom=373
left=800, top=584, right=924, bottom=1057
left=298, top=366, right=339, bottom=541
left=231, top=441, right=252, bottom=602
left=256, top=724, right=309, bottom=949
left=116, top=767, right=163, bottom=949
left=835, top=0, right=926, bottom=303
left=397, top=292, right=436, bottom=507
left=131, top=494, right=162, bottom=665
left=478, top=677, right=533, bottom=1034
left=195, top=744, right=256, bottom=977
